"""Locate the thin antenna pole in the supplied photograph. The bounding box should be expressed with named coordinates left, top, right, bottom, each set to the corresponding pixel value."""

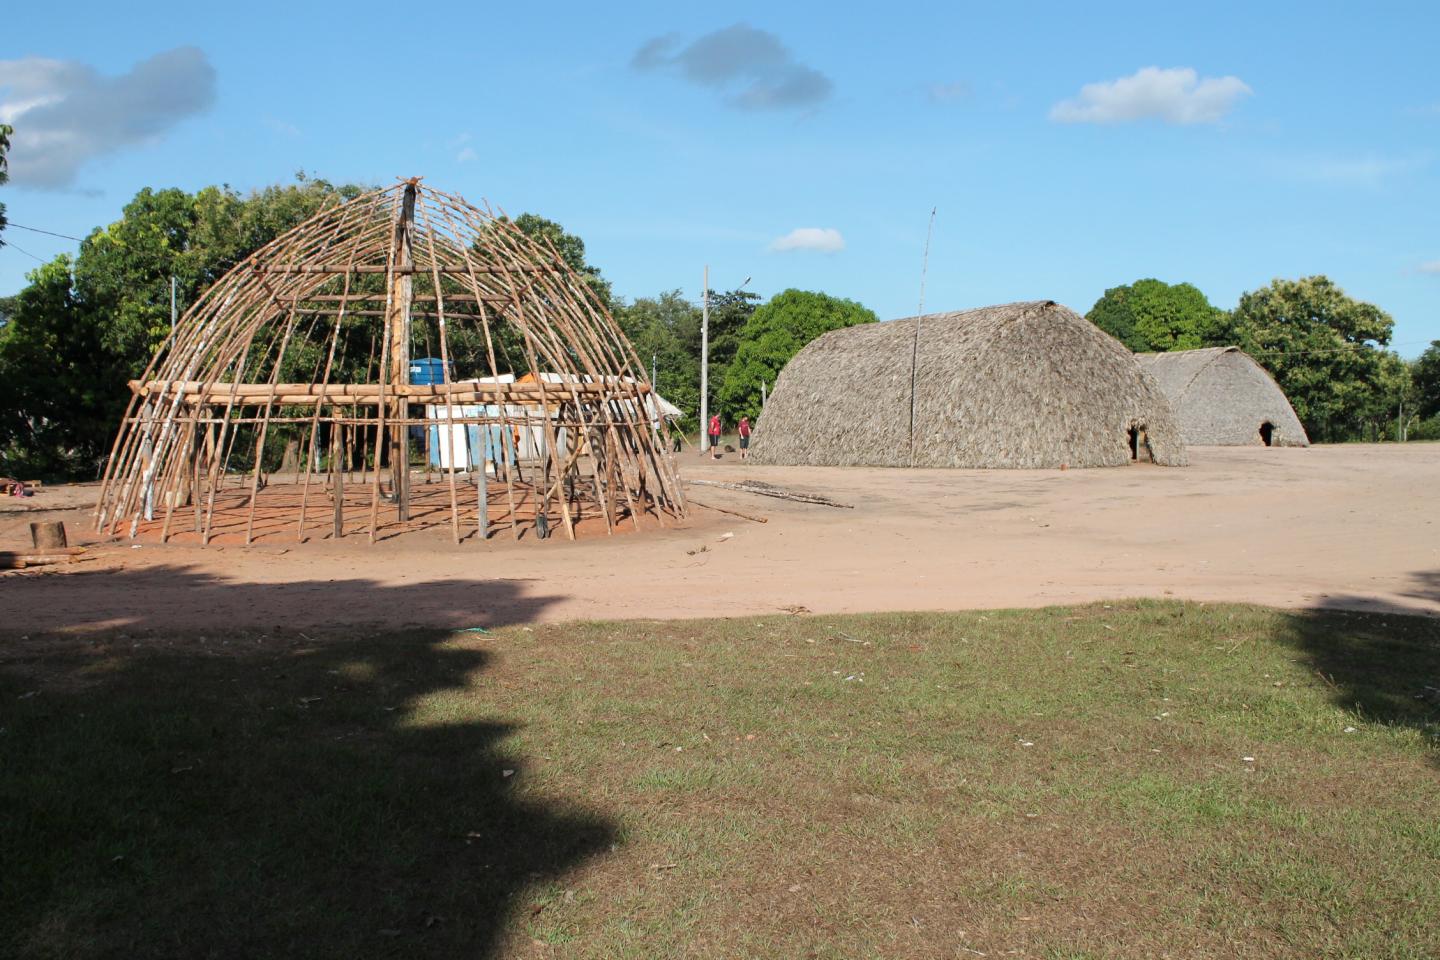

left=170, top=276, right=177, bottom=331
left=908, top=207, right=936, bottom=467
left=700, top=265, right=710, bottom=454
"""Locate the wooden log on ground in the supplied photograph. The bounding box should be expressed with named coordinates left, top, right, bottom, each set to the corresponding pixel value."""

left=684, top=479, right=854, bottom=509
left=0, top=551, right=83, bottom=569
left=30, top=521, right=68, bottom=549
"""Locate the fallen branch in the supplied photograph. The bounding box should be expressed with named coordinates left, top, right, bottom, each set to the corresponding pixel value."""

left=687, top=498, right=768, bottom=524
left=685, top=478, right=853, bottom=509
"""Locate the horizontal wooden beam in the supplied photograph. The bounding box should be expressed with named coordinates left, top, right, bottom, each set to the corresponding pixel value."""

left=130, top=379, right=651, bottom=404
left=249, top=263, right=557, bottom=276
left=268, top=294, right=508, bottom=304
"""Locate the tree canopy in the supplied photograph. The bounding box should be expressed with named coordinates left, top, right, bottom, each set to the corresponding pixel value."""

left=505, top=213, right=612, bottom=308
left=0, top=177, right=367, bottom=477
left=1231, top=276, right=1395, bottom=442
left=1412, top=341, right=1440, bottom=422
left=1086, top=278, right=1231, bottom=352
left=718, top=289, right=878, bottom=423
left=615, top=290, right=702, bottom=433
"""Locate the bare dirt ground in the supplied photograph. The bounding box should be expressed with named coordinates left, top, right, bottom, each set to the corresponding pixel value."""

left=2, top=444, right=1436, bottom=632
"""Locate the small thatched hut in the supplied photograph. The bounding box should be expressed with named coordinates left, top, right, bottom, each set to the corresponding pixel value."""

left=1136, top=347, right=1309, bottom=447
left=749, top=300, right=1187, bottom=469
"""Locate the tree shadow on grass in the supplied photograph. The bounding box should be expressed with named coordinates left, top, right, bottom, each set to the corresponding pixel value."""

left=1277, top=569, right=1440, bottom=765
left=0, top=575, right=614, bottom=959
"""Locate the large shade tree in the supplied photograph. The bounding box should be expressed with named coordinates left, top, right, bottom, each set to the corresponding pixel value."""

left=1087, top=278, right=1232, bottom=352
left=1412, top=341, right=1440, bottom=421
left=718, top=289, right=878, bottom=423
left=0, top=176, right=369, bottom=477
left=1230, top=276, right=1394, bottom=442
left=615, top=290, right=703, bottom=433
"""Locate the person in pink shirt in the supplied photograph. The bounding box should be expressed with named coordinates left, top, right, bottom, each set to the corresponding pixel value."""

left=708, top=414, right=722, bottom=459
left=737, top=416, right=752, bottom=460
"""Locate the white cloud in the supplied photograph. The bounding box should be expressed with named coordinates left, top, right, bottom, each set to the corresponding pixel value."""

left=455, top=146, right=477, bottom=163
left=928, top=81, right=971, bottom=103
left=1419, top=260, right=1440, bottom=275
left=0, top=47, right=215, bottom=188
left=1050, top=66, right=1250, bottom=125
left=769, top=227, right=844, bottom=253
left=632, top=23, right=832, bottom=111
left=263, top=115, right=300, bottom=138
left=1282, top=152, right=1430, bottom=186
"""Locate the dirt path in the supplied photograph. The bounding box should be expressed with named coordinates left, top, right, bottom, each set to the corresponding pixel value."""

left=2, top=445, right=1436, bottom=632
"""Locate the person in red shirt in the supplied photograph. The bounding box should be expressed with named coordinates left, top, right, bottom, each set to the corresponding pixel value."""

left=707, top=414, right=722, bottom=459
left=737, top=416, right=752, bottom=460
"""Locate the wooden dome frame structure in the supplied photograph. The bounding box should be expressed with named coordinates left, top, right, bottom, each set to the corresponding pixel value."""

left=97, top=179, right=685, bottom=545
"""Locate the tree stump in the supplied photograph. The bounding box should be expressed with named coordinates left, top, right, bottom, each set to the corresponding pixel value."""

left=30, top=521, right=68, bottom=550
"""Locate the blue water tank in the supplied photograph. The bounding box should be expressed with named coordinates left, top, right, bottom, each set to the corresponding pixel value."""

left=408, top=358, right=450, bottom=385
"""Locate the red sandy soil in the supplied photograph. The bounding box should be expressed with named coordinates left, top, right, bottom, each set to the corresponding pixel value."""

left=1, top=444, right=1436, bottom=633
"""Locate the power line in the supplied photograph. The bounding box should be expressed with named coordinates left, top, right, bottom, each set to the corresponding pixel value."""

left=5, top=222, right=84, bottom=242
left=1, top=239, right=46, bottom=263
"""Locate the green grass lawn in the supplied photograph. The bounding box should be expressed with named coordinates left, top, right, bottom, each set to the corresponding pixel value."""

left=3, top=601, right=1437, bottom=959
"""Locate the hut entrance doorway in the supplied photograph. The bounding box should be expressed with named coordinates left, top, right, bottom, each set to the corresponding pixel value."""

left=1127, top=426, right=1152, bottom=463
left=1259, top=422, right=1274, bottom=446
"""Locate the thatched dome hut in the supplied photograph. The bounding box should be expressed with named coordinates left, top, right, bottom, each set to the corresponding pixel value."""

left=749, top=300, right=1187, bottom=469
left=1136, top=347, right=1309, bottom=447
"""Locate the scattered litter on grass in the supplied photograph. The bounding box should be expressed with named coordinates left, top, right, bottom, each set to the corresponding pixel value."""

left=1018, top=740, right=1035, bottom=748
left=1242, top=756, right=1255, bottom=763
left=1344, top=726, right=1357, bottom=733
left=502, top=769, right=515, bottom=778
left=458, top=626, right=491, bottom=635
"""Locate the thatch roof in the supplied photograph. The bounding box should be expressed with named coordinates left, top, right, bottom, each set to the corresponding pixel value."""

left=749, top=300, right=1187, bottom=469
left=1136, top=347, right=1309, bottom=447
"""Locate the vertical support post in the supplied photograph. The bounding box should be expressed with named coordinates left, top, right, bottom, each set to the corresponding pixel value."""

left=477, top=450, right=488, bottom=540
left=386, top=182, right=417, bottom=521
left=699, top=264, right=709, bottom=453
left=332, top=419, right=344, bottom=539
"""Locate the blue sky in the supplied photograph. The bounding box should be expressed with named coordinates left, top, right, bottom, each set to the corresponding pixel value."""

left=3, top=0, right=1438, bottom=354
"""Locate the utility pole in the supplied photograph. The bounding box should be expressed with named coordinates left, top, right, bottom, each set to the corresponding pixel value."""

left=907, top=208, right=937, bottom=467
left=700, top=265, right=710, bottom=454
